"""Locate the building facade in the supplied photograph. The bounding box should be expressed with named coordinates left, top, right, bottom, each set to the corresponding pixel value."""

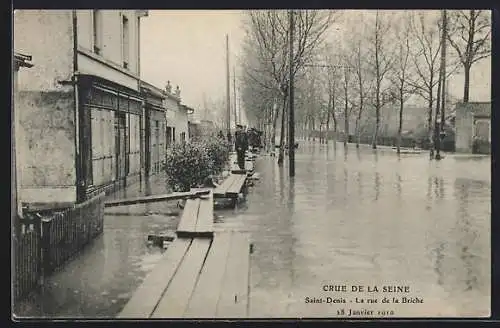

left=13, top=52, right=33, bottom=220
left=455, top=102, right=491, bottom=154
left=14, top=9, right=148, bottom=207
left=141, top=81, right=167, bottom=176
left=178, top=104, right=194, bottom=142
left=163, top=82, right=182, bottom=145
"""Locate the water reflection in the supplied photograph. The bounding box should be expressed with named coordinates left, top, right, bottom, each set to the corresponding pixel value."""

left=287, top=177, right=295, bottom=211
left=454, top=178, right=483, bottom=293
left=433, top=242, right=445, bottom=286
left=433, top=177, right=445, bottom=200
left=395, top=173, right=402, bottom=199
left=374, top=172, right=381, bottom=201
left=357, top=171, right=363, bottom=199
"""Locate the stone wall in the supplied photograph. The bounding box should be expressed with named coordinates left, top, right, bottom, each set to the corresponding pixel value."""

left=455, top=102, right=491, bottom=153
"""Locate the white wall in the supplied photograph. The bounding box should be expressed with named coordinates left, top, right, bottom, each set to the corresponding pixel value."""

left=176, top=109, right=189, bottom=142
left=14, top=10, right=74, bottom=91
left=77, top=10, right=141, bottom=79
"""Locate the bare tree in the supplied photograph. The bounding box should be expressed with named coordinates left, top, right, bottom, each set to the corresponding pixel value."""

left=365, top=10, right=395, bottom=149
left=447, top=10, right=491, bottom=102
left=340, top=63, right=355, bottom=147
left=242, top=10, right=335, bottom=164
left=344, top=32, right=372, bottom=149
left=408, top=11, right=460, bottom=157
left=389, top=13, right=414, bottom=154
left=407, top=11, right=443, bottom=156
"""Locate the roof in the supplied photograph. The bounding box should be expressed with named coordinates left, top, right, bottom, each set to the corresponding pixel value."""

left=140, top=80, right=165, bottom=99
left=14, top=51, right=33, bottom=68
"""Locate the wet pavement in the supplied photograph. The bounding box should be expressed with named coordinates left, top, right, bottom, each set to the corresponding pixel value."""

left=14, top=141, right=491, bottom=318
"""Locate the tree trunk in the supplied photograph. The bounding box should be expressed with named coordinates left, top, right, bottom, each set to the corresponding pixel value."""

left=397, top=89, right=404, bottom=154
left=344, top=101, right=349, bottom=147
left=463, top=63, right=470, bottom=103
left=372, top=106, right=380, bottom=149
left=332, top=110, right=337, bottom=143
left=271, top=101, right=280, bottom=152
left=326, top=112, right=330, bottom=145
left=355, top=117, right=360, bottom=148
left=277, top=95, right=287, bottom=165
left=427, top=95, right=434, bottom=159
left=312, top=117, right=316, bottom=141
left=434, top=59, right=443, bottom=160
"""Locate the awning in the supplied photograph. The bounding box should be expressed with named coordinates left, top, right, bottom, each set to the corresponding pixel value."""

left=78, top=74, right=143, bottom=102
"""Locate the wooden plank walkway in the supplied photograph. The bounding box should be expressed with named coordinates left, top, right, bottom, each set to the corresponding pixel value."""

left=230, top=154, right=254, bottom=174
left=104, top=190, right=210, bottom=208
left=117, top=231, right=252, bottom=319
left=176, top=190, right=214, bottom=238
left=213, top=174, right=247, bottom=199
left=117, top=238, right=192, bottom=318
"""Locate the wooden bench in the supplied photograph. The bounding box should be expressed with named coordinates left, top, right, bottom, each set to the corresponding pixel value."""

left=213, top=174, right=247, bottom=200
left=117, top=231, right=252, bottom=319
left=176, top=190, right=214, bottom=238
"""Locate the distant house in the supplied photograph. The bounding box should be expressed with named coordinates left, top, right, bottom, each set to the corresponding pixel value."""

left=454, top=102, right=491, bottom=154
left=178, top=104, right=195, bottom=142
left=163, top=81, right=181, bottom=145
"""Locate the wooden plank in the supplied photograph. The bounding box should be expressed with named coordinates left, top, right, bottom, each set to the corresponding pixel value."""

left=176, top=198, right=200, bottom=234
left=195, top=191, right=213, bottom=234
left=184, top=232, right=232, bottom=317
left=216, top=232, right=251, bottom=318
left=117, top=238, right=192, bottom=318
left=104, top=190, right=210, bottom=207
left=151, top=238, right=211, bottom=318
left=214, top=175, right=237, bottom=196
left=226, top=175, right=246, bottom=196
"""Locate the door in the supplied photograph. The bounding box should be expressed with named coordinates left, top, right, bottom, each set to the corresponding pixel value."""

left=115, top=112, right=127, bottom=181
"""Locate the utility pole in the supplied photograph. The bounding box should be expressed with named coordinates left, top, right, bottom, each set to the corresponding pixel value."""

left=435, top=9, right=447, bottom=160
left=233, top=66, right=237, bottom=125
left=226, top=34, right=231, bottom=134
left=288, top=9, right=295, bottom=177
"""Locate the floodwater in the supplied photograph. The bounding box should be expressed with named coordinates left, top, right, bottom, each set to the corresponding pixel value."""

left=14, top=174, right=180, bottom=318
left=217, top=141, right=491, bottom=318
left=14, top=141, right=491, bottom=318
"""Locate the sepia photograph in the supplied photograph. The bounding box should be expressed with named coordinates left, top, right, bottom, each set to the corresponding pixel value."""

left=12, top=9, right=491, bottom=319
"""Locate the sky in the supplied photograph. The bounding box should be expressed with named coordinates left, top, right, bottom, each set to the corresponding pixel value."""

left=140, top=10, right=246, bottom=122
left=140, top=10, right=491, bottom=121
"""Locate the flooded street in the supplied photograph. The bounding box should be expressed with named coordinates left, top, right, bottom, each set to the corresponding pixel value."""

left=218, top=141, right=491, bottom=318
left=15, top=141, right=490, bottom=318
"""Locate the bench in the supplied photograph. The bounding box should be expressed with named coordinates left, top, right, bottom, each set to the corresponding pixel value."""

left=117, top=231, right=252, bottom=318
left=213, top=174, right=248, bottom=200
left=176, top=189, right=214, bottom=238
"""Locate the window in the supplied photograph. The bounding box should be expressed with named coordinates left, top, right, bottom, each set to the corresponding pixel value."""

left=92, top=10, right=102, bottom=54
left=122, top=15, right=129, bottom=69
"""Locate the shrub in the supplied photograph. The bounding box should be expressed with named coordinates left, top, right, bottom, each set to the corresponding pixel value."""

left=201, top=136, right=231, bottom=175
left=163, top=138, right=231, bottom=192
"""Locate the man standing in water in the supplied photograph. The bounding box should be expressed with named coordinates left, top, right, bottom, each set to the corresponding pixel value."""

left=234, top=124, right=248, bottom=170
